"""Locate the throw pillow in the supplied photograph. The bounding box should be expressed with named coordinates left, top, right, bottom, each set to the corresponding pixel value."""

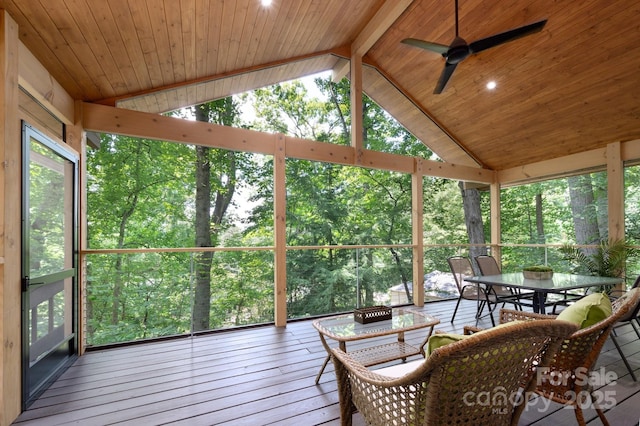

left=556, top=292, right=612, bottom=328
left=426, top=333, right=466, bottom=356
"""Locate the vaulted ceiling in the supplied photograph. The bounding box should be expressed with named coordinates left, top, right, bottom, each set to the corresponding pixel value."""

left=3, top=0, right=640, bottom=170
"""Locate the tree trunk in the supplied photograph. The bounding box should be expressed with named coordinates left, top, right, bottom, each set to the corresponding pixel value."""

left=112, top=149, right=140, bottom=325
left=567, top=175, right=600, bottom=257
left=390, top=247, right=412, bottom=303
left=459, top=182, right=486, bottom=264
left=533, top=192, right=548, bottom=264
left=193, top=142, right=213, bottom=331
left=594, top=175, right=608, bottom=240
left=535, top=193, right=545, bottom=244
left=365, top=250, right=375, bottom=306
left=192, top=100, right=238, bottom=331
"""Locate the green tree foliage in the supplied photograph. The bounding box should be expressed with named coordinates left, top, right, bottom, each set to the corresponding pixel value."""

left=499, top=172, right=612, bottom=271
left=192, top=99, right=245, bottom=331
left=560, top=238, right=636, bottom=279
left=625, top=166, right=640, bottom=246
left=29, top=141, right=67, bottom=276
left=87, top=134, right=194, bottom=249
left=249, top=77, right=441, bottom=315
left=86, top=135, right=195, bottom=343
left=86, top=102, right=274, bottom=343
left=86, top=75, right=639, bottom=345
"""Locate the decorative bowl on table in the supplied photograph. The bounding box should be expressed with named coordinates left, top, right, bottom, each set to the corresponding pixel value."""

left=522, top=265, right=553, bottom=280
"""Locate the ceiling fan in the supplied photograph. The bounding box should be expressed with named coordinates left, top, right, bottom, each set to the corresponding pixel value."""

left=401, top=0, right=547, bottom=94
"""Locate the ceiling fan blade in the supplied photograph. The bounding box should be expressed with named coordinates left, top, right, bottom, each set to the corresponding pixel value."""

left=434, top=62, right=458, bottom=94
left=402, top=38, right=449, bottom=55
left=468, top=19, right=547, bottom=54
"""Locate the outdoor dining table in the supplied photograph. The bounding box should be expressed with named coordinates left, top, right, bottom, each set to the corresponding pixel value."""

left=464, top=272, right=623, bottom=314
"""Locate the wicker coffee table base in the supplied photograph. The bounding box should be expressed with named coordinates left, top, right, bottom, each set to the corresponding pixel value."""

left=315, top=341, right=423, bottom=384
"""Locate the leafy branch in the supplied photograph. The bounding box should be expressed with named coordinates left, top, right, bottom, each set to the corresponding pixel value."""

left=559, top=238, right=637, bottom=279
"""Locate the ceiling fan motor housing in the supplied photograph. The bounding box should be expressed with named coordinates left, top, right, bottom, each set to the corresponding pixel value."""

left=446, top=37, right=470, bottom=63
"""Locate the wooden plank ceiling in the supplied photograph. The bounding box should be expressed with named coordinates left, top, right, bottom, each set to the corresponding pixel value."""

left=3, top=0, right=640, bottom=171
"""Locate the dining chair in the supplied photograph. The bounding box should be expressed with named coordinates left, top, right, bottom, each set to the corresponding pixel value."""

left=330, top=319, right=578, bottom=426
left=447, top=256, right=496, bottom=325
left=474, top=254, right=502, bottom=275
left=475, top=254, right=529, bottom=318
left=488, top=288, right=640, bottom=426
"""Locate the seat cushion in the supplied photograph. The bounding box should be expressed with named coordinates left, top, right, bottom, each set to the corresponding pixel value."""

left=556, top=292, right=612, bottom=328
left=374, top=334, right=468, bottom=378
left=374, top=359, right=425, bottom=378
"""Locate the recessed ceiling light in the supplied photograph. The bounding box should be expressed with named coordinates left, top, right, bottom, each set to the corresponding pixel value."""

left=261, top=0, right=272, bottom=6
left=486, top=81, right=497, bottom=90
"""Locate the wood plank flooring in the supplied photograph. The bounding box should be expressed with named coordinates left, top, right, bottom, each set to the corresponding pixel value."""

left=12, top=299, right=640, bottom=426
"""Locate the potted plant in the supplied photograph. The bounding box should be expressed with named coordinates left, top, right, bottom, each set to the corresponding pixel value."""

left=522, top=265, right=554, bottom=280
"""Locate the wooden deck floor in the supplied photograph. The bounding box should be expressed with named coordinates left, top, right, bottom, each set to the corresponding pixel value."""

left=12, top=299, right=640, bottom=426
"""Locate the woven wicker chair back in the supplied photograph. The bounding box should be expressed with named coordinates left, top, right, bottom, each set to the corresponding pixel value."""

left=331, top=319, right=578, bottom=426
left=499, top=287, right=640, bottom=426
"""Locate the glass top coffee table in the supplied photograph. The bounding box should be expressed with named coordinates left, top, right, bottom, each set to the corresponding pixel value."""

left=312, top=308, right=439, bottom=384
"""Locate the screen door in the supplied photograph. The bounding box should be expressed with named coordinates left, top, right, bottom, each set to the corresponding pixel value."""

left=21, top=122, right=78, bottom=408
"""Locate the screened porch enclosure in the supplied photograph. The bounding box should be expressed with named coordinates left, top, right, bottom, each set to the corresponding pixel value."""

left=3, top=1, right=640, bottom=423
left=82, top=126, right=640, bottom=348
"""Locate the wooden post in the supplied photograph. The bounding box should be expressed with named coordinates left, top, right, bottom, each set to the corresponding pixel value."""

left=412, top=159, right=424, bottom=306
left=490, top=179, right=501, bottom=263
left=67, top=100, right=87, bottom=354
left=607, top=141, right=623, bottom=242
left=350, top=53, right=363, bottom=161
left=273, top=134, right=287, bottom=326
left=607, top=141, right=625, bottom=290
left=0, top=9, right=22, bottom=424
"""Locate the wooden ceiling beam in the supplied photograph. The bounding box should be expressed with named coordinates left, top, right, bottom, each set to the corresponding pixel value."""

left=351, top=53, right=364, bottom=155
left=498, top=138, right=640, bottom=187
left=497, top=148, right=608, bottom=186
left=332, top=0, right=414, bottom=82
left=82, top=101, right=493, bottom=183
left=95, top=46, right=350, bottom=107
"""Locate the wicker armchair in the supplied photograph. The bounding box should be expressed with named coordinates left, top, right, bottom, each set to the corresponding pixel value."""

left=331, top=319, right=578, bottom=426
left=495, top=287, right=640, bottom=426
left=609, top=275, right=640, bottom=381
